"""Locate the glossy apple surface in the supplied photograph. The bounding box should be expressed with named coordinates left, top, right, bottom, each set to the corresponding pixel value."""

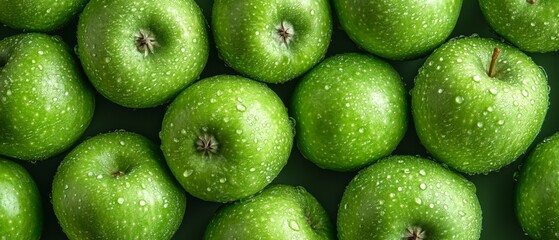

left=412, top=37, right=548, bottom=174
left=338, top=155, right=482, bottom=239
left=52, top=132, right=186, bottom=240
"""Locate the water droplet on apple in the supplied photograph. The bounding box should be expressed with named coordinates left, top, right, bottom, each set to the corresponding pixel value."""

left=437, top=89, right=444, bottom=94
left=236, top=104, right=246, bottom=112
left=477, top=122, right=484, bottom=128
left=389, top=193, right=395, bottom=198
left=487, top=107, right=494, bottom=112
left=105, top=57, right=111, bottom=63
left=429, top=203, right=435, bottom=208
left=324, top=85, right=331, bottom=90
left=404, top=168, right=410, bottom=174
left=119, top=141, right=125, bottom=146
left=397, top=187, right=403, bottom=191
left=455, top=96, right=464, bottom=104
left=420, top=183, right=427, bottom=190
left=489, top=88, right=498, bottom=95
left=415, top=198, right=422, bottom=204
left=117, top=198, right=125, bottom=204
left=459, top=211, right=466, bottom=216
left=473, top=75, right=481, bottom=82
left=182, top=169, right=192, bottom=177
left=38, top=51, right=44, bottom=55
left=456, top=58, right=463, bottom=63
left=310, top=9, right=315, bottom=15
left=139, top=200, right=146, bottom=206
left=249, top=168, right=256, bottom=172
left=163, top=203, right=169, bottom=208
left=87, top=172, right=94, bottom=177
left=521, top=90, right=529, bottom=97
left=288, top=220, right=300, bottom=231
left=419, top=169, right=426, bottom=175
left=219, top=178, right=227, bottom=183
left=64, top=185, right=69, bottom=190
left=358, top=128, right=364, bottom=133
left=210, top=98, right=217, bottom=103
left=97, top=174, right=103, bottom=179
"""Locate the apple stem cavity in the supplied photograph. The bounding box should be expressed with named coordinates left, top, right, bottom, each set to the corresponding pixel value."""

left=527, top=0, right=536, bottom=4
left=196, top=134, right=219, bottom=157
left=488, top=47, right=500, bottom=78
left=403, top=226, right=425, bottom=240
left=276, top=21, right=294, bottom=47
left=134, top=29, right=159, bottom=57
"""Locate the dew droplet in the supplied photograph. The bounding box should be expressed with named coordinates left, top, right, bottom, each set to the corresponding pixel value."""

left=473, top=75, right=481, bottom=82
left=289, top=220, right=300, bottom=231
left=64, top=185, right=69, bottom=190
left=415, top=198, right=422, bottom=204
left=522, top=90, right=529, bottom=97
left=455, top=96, right=464, bottom=104
left=477, top=122, right=484, bottom=128
left=219, top=178, right=227, bottom=183
left=183, top=169, right=192, bottom=177
left=139, top=200, right=146, bottom=206
left=117, top=197, right=125, bottom=204
left=236, top=104, right=246, bottom=112
left=324, top=85, right=331, bottom=90
left=397, top=187, right=403, bottom=191
left=489, top=88, right=498, bottom=95
left=119, top=141, right=125, bottom=146
left=249, top=168, right=256, bottom=172
left=358, top=128, right=364, bottom=133
left=419, top=169, right=426, bottom=175
left=437, top=88, right=444, bottom=94
left=420, top=183, right=427, bottom=190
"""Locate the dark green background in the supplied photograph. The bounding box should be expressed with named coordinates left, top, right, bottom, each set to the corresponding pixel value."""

left=1, top=0, right=557, bottom=239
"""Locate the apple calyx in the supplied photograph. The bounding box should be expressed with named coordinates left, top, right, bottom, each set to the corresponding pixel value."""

left=134, top=29, right=159, bottom=57
left=403, top=226, right=425, bottom=240
left=111, top=170, right=126, bottom=178
left=276, top=21, right=294, bottom=47
left=488, top=47, right=500, bottom=78
left=196, top=133, right=219, bottom=157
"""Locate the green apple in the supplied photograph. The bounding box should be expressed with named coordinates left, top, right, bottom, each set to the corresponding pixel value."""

left=161, top=75, right=293, bottom=203
left=480, top=0, right=559, bottom=53
left=333, top=0, right=463, bottom=60
left=292, top=53, right=407, bottom=171
left=77, top=0, right=209, bottom=108
left=0, top=158, right=42, bottom=240
left=204, top=185, right=334, bottom=240
left=516, top=133, right=559, bottom=239
left=0, top=0, right=87, bottom=31
left=412, top=37, right=548, bottom=174
left=0, top=33, right=95, bottom=161
left=338, top=155, right=482, bottom=239
left=52, top=132, right=186, bottom=240
left=212, top=0, right=332, bottom=83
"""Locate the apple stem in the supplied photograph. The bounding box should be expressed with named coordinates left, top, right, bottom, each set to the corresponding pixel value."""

left=527, top=0, right=536, bottom=4
left=196, top=134, right=219, bottom=157
left=488, top=47, right=500, bottom=78
left=134, top=29, right=159, bottom=57
left=112, top=170, right=125, bottom=178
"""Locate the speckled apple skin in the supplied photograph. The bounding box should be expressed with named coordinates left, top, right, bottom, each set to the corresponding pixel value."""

left=0, top=33, right=95, bottom=161
left=204, top=185, right=334, bottom=240
left=52, top=132, right=186, bottom=240
left=161, top=75, right=294, bottom=203
left=333, top=0, right=462, bottom=60
left=412, top=37, right=548, bottom=174
left=338, top=155, right=482, bottom=240
left=480, top=0, right=559, bottom=53
left=292, top=53, right=407, bottom=171
left=77, top=0, right=209, bottom=108
left=516, top=133, right=559, bottom=239
left=0, top=159, right=42, bottom=240
left=212, top=0, right=332, bottom=83
left=0, top=0, right=87, bottom=31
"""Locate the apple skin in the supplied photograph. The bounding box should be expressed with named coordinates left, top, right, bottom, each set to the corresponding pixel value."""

left=0, top=0, right=87, bottom=31
left=161, top=75, right=293, bottom=203
left=204, top=185, right=334, bottom=240
left=0, top=33, right=95, bottom=161
left=292, top=53, right=407, bottom=171
left=77, top=0, right=209, bottom=108
left=0, top=158, right=42, bottom=240
left=338, top=155, right=482, bottom=240
left=52, top=132, right=186, bottom=240
left=480, top=0, right=559, bottom=53
left=332, top=0, right=463, bottom=60
left=212, top=0, right=332, bottom=83
left=516, top=133, right=559, bottom=239
left=411, top=37, right=549, bottom=174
